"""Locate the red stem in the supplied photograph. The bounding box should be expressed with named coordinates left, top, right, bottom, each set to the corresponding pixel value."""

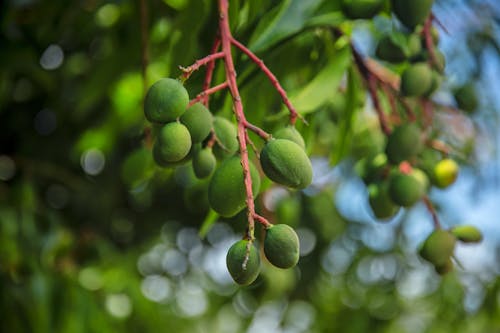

left=219, top=0, right=259, bottom=239
left=180, top=51, right=225, bottom=80
left=230, top=37, right=302, bottom=125
left=422, top=16, right=438, bottom=69
left=423, top=196, right=441, bottom=229
left=244, top=121, right=271, bottom=141
left=188, top=82, right=229, bottom=107
left=367, top=74, right=391, bottom=135
left=202, top=37, right=222, bottom=106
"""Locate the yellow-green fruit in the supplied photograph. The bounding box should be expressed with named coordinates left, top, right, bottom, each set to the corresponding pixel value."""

left=156, top=122, right=192, bottom=162
left=392, top=0, right=434, bottom=29
left=368, top=183, right=399, bottom=220
left=341, top=0, right=384, bottom=19
left=419, top=229, right=456, bottom=267
left=213, top=117, right=239, bottom=159
left=450, top=225, right=483, bottom=243
left=385, top=123, right=423, bottom=164
left=388, top=169, right=427, bottom=207
left=401, top=63, right=433, bottom=97
left=226, top=240, right=260, bottom=285
left=274, top=126, right=306, bottom=150
left=454, top=83, right=478, bottom=113
left=152, top=141, right=191, bottom=168
left=144, top=78, right=189, bottom=123
left=433, top=158, right=459, bottom=188
left=180, top=103, right=213, bottom=143
left=208, top=156, right=260, bottom=217
left=264, top=224, right=300, bottom=269
left=192, top=148, right=216, bottom=179
left=260, top=139, right=313, bottom=189
left=425, top=71, right=443, bottom=96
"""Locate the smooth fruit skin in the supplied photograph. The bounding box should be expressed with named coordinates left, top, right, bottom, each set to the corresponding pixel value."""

left=192, top=148, right=216, bottom=179
left=388, top=169, right=427, bottom=207
left=392, top=0, right=434, bottom=29
left=385, top=124, right=423, bottom=164
left=144, top=78, right=189, bottom=123
left=401, top=63, right=433, bottom=97
left=433, top=158, right=459, bottom=188
left=450, top=225, right=483, bottom=243
left=156, top=122, right=192, bottom=162
left=264, top=224, right=300, bottom=269
left=375, top=35, right=407, bottom=63
left=180, top=102, right=213, bottom=143
left=419, top=229, right=456, bottom=267
left=454, top=83, right=478, bottom=113
left=341, top=0, right=384, bottom=19
left=260, top=139, right=313, bottom=189
left=208, top=156, right=261, bottom=217
left=213, top=117, right=239, bottom=159
left=368, top=183, right=399, bottom=220
left=226, top=240, right=260, bottom=285
left=274, top=126, right=306, bottom=150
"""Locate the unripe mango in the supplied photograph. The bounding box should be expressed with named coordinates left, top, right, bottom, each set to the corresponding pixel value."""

left=376, top=33, right=421, bottom=63
left=264, top=224, right=300, bottom=269
left=392, top=0, right=434, bottom=29
left=260, top=139, right=312, bottom=189
left=192, top=148, right=216, bottom=179
left=450, top=225, right=483, bottom=243
left=388, top=169, right=427, bottom=207
left=454, top=83, right=478, bottom=113
left=208, top=156, right=260, bottom=217
left=368, top=183, right=399, bottom=220
left=155, top=122, right=192, bottom=162
left=385, top=123, right=423, bottom=164
left=341, top=0, right=384, bottom=19
left=226, top=240, right=260, bottom=285
left=144, top=78, right=189, bottom=123
left=274, top=126, right=306, bottom=150
left=180, top=102, right=213, bottom=143
left=355, top=153, right=388, bottom=184
left=419, top=229, right=456, bottom=267
left=401, top=63, right=433, bottom=97
left=434, top=258, right=454, bottom=275
left=433, top=158, right=459, bottom=188
left=213, top=117, right=239, bottom=159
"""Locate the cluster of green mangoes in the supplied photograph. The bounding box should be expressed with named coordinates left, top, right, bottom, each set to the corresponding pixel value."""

left=419, top=225, right=482, bottom=274
left=226, top=224, right=300, bottom=285
left=143, top=78, right=313, bottom=285
left=356, top=123, right=460, bottom=220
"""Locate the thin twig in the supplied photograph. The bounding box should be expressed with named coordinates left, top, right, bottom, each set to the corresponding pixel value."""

left=244, top=121, right=271, bottom=141
left=188, top=82, right=229, bottom=107
left=202, top=37, right=222, bottom=106
left=367, top=74, right=391, bottom=135
left=423, top=196, right=441, bottom=229
left=180, top=51, right=225, bottom=80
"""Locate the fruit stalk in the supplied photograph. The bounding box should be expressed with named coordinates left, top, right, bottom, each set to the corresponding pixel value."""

left=202, top=37, right=221, bottom=106
left=422, top=16, right=438, bottom=70
left=230, top=38, right=302, bottom=125
left=423, top=195, right=441, bottom=229
left=187, top=82, right=229, bottom=107
left=367, top=73, right=391, bottom=135
left=180, top=51, right=225, bottom=80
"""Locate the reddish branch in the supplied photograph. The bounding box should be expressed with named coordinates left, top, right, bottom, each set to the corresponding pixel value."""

left=244, top=121, right=271, bottom=140
left=188, top=82, right=229, bottom=107
left=367, top=74, right=391, bottom=135
left=423, top=196, right=441, bottom=229
left=230, top=38, right=302, bottom=125
left=180, top=51, right=225, bottom=80
left=202, top=37, right=221, bottom=106
left=422, top=16, right=438, bottom=70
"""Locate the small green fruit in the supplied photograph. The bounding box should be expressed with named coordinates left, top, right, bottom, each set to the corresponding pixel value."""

left=264, top=224, right=300, bottom=269
left=180, top=103, right=213, bottom=143
left=226, top=240, right=260, bottom=285
left=385, top=124, right=423, bottom=164
left=419, top=229, right=456, bottom=267
left=145, top=78, right=189, bottom=123
left=388, top=169, right=427, bottom=207
left=450, top=225, right=483, bottom=243
left=274, top=126, right=306, bottom=150
left=454, top=83, right=478, bottom=113
left=375, top=33, right=421, bottom=63
left=355, top=153, right=388, bottom=184
left=208, top=156, right=260, bottom=217
left=392, top=0, right=434, bottom=29
left=401, top=63, right=433, bottom=97
left=192, top=148, right=216, bottom=179
left=260, top=139, right=313, bottom=189
left=434, top=258, right=454, bottom=275
left=368, top=183, right=400, bottom=220
left=433, top=158, right=459, bottom=188
left=341, top=0, right=384, bottom=19
left=155, top=122, right=192, bottom=163
left=213, top=117, right=239, bottom=159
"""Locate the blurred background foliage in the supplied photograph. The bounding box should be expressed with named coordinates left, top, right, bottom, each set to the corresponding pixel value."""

left=1, top=0, right=500, bottom=332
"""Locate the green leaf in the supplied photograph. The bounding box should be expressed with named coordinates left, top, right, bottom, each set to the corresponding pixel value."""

left=248, top=0, right=324, bottom=53
left=288, top=46, right=351, bottom=115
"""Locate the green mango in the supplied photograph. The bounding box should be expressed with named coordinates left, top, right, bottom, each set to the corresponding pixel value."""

left=368, top=183, right=399, bottom=220
left=400, top=63, right=433, bottom=97
left=392, top=0, right=434, bottom=29
left=273, top=126, right=306, bottom=149
left=213, top=117, right=239, bottom=159
left=419, top=229, right=456, bottom=267
left=260, top=139, right=313, bottom=189
left=155, top=122, right=192, bottom=163
left=388, top=169, right=427, bottom=207
left=385, top=123, right=423, bottom=164
left=180, top=102, right=213, bottom=143
left=341, top=0, right=384, bottom=19
left=208, top=156, right=260, bottom=217
left=192, top=148, right=216, bottom=179
left=454, top=83, right=478, bottom=113
left=264, top=224, right=300, bottom=269
left=144, top=78, right=189, bottom=123
left=450, top=225, right=482, bottom=243
left=226, top=240, right=260, bottom=285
